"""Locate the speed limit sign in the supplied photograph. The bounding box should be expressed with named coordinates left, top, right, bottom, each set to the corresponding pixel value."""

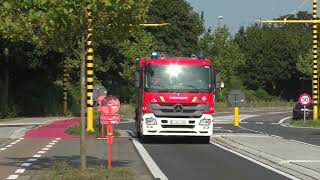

left=299, top=93, right=312, bottom=106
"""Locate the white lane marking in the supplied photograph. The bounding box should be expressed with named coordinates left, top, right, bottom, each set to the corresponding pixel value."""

left=240, top=122, right=249, bottom=124
left=270, top=135, right=283, bottom=139
left=27, top=158, right=38, bottom=162
left=210, top=140, right=301, bottom=180
left=0, top=148, right=7, bottom=151
left=37, top=151, right=46, bottom=154
left=46, top=145, right=53, bottom=148
left=49, top=142, right=55, bottom=145
left=215, top=129, right=233, bottom=133
left=6, top=175, right=19, bottom=179
left=52, top=140, right=58, bottom=143
left=19, top=138, right=24, bottom=140
left=10, top=142, right=16, bottom=145
left=15, top=169, right=26, bottom=173
left=130, top=137, right=168, bottom=180
left=55, top=138, right=61, bottom=140
left=5, top=145, right=12, bottom=148
left=275, top=116, right=292, bottom=124
left=280, top=160, right=320, bottom=164
left=33, top=154, right=42, bottom=158
left=289, top=139, right=320, bottom=148
left=213, top=127, right=222, bottom=129
left=239, top=126, right=263, bottom=134
left=255, top=122, right=264, bottom=125
left=42, top=148, right=50, bottom=151
left=21, top=163, right=32, bottom=167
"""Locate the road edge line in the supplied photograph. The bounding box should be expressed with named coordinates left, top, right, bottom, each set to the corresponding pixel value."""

left=210, top=140, right=301, bottom=180
left=276, top=116, right=292, bottom=124
left=130, top=137, right=168, bottom=180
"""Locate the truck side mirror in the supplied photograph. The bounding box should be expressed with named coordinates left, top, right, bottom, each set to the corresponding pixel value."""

left=135, top=72, right=140, bottom=87
left=213, top=71, right=222, bottom=89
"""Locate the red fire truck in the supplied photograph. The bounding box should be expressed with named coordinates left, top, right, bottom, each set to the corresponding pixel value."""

left=134, top=52, right=220, bottom=143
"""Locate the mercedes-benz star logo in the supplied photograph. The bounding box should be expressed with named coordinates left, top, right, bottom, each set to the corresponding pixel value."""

left=173, top=104, right=183, bottom=113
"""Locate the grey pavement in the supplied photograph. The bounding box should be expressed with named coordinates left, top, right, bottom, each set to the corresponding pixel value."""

left=213, top=133, right=320, bottom=180
left=21, top=137, right=153, bottom=180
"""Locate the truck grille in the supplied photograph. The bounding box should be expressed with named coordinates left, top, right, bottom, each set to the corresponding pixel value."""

left=149, top=103, right=205, bottom=118
left=161, top=125, right=195, bottom=129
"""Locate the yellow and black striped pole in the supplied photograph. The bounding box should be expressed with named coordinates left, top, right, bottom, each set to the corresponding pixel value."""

left=86, top=6, right=94, bottom=132
left=312, top=0, right=319, bottom=121
left=63, top=59, right=68, bottom=115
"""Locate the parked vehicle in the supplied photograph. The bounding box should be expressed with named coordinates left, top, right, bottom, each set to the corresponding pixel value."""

left=292, top=103, right=313, bottom=120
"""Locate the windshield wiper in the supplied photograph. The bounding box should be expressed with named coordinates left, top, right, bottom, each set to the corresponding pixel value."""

left=176, top=84, right=207, bottom=93
left=149, top=84, right=177, bottom=93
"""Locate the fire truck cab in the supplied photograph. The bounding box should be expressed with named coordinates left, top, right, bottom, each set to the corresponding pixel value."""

left=134, top=52, right=220, bottom=143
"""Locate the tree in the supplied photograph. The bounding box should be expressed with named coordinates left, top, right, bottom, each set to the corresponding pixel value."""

left=234, top=22, right=311, bottom=97
left=199, top=26, right=245, bottom=83
left=146, top=0, right=204, bottom=56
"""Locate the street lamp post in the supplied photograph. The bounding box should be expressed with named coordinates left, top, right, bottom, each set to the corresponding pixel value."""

left=218, top=16, right=224, bottom=27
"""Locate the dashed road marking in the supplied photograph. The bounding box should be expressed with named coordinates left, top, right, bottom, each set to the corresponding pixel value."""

left=37, top=150, right=46, bottom=154
left=27, top=158, right=37, bottom=162
left=7, top=138, right=61, bottom=179
left=6, top=175, right=19, bottom=179
left=255, top=122, right=264, bottom=125
left=15, top=169, right=25, bottom=174
left=0, top=148, right=7, bottom=151
left=33, top=154, right=42, bottom=158
left=21, top=163, right=32, bottom=167
left=5, top=145, right=12, bottom=148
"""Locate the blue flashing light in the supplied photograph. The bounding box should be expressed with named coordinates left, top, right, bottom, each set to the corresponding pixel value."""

left=151, top=51, right=159, bottom=59
left=197, top=52, right=205, bottom=60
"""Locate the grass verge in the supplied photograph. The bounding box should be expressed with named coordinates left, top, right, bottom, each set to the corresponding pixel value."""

left=39, top=160, right=133, bottom=180
left=289, top=120, right=320, bottom=128
left=65, top=125, right=121, bottom=137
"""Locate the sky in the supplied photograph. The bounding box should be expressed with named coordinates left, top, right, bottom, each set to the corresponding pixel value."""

left=187, top=0, right=313, bottom=35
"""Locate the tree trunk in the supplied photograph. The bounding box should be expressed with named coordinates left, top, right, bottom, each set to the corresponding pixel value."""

left=80, top=35, right=87, bottom=170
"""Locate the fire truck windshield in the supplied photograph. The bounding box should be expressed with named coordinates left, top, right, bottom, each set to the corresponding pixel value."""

left=145, top=64, right=212, bottom=92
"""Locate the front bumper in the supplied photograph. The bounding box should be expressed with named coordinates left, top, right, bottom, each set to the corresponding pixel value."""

left=141, top=113, right=213, bottom=136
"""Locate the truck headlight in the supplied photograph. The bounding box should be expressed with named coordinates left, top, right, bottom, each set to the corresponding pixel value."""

left=145, top=117, right=157, bottom=125
left=199, top=118, right=211, bottom=126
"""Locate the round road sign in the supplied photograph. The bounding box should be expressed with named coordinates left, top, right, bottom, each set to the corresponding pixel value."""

left=298, top=93, right=312, bottom=106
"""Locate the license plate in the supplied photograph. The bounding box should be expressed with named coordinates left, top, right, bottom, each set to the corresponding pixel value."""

left=170, top=120, right=186, bottom=125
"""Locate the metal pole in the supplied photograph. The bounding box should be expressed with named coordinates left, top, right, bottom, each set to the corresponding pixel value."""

left=63, top=59, right=68, bottom=115
left=304, top=105, right=306, bottom=124
left=312, top=0, right=319, bottom=121
left=86, top=5, right=95, bottom=132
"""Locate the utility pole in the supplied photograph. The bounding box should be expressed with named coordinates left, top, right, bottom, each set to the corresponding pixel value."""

left=86, top=5, right=94, bottom=133
left=63, top=58, right=68, bottom=116
left=257, top=0, right=319, bottom=122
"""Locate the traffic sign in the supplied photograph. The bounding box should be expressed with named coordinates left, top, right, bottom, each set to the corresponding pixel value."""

left=228, top=89, right=245, bottom=106
left=298, top=93, right=312, bottom=106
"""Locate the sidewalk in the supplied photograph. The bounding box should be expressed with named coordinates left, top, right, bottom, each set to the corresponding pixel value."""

left=212, top=133, right=320, bottom=180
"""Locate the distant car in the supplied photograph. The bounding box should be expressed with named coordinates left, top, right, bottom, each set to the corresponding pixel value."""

left=292, top=103, right=313, bottom=120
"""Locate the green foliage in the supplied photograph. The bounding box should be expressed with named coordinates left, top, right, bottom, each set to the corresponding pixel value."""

left=235, top=21, right=311, bottom=95
left=199, top=26, right=245, bottom=83
left=290, top=119, right=320, bottom=128
left=296, top=49, right=312, bottom=76
left=146, top=0, right=204, bottom=56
